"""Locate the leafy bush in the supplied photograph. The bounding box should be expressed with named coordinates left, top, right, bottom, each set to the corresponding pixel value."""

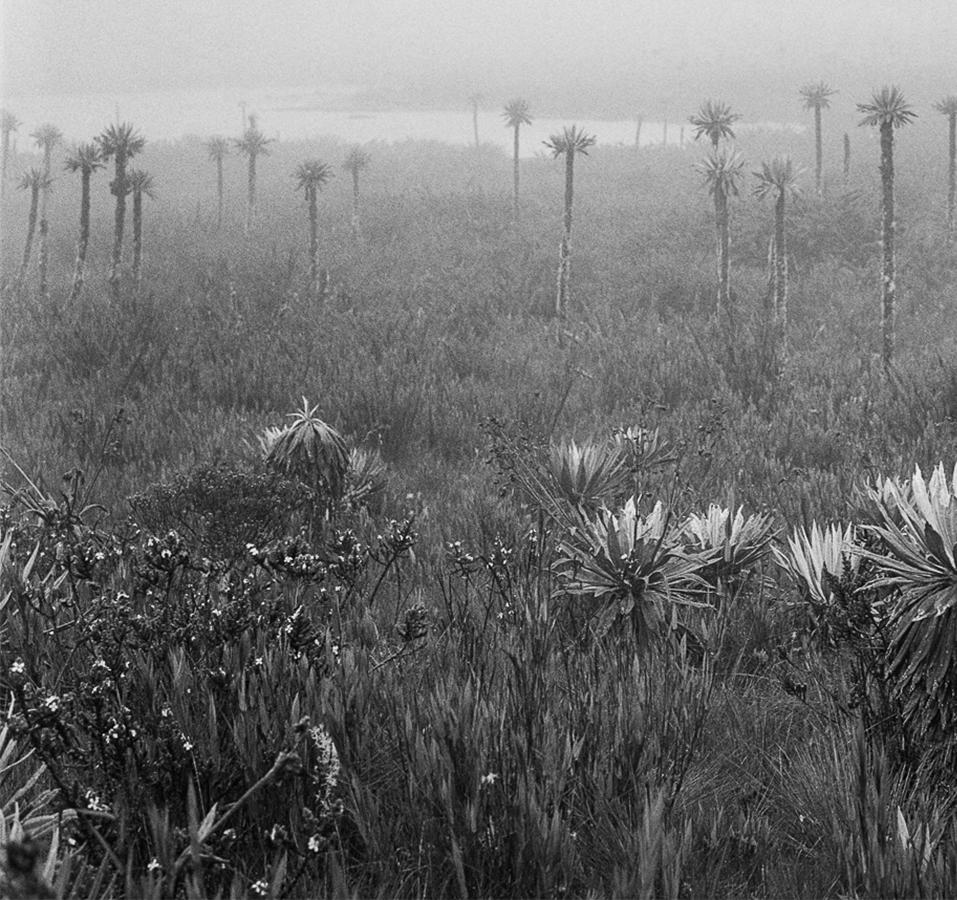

left=128, top=462, right=303, bottom=567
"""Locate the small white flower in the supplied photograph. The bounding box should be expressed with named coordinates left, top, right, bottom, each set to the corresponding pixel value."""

left=480, top=772, right=499, bottom=787
left=307, top=834, right=324, bottom=853
left=250, top=879, right=269, bottom=897
left=147, top=858, right=161, bottom=874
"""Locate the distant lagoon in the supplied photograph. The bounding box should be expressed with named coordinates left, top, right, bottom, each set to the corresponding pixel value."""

left=1, top=85, right=802, bottom=156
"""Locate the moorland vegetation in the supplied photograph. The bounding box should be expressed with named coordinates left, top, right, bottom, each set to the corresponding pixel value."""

left=1, top=86, right=957, bottom=897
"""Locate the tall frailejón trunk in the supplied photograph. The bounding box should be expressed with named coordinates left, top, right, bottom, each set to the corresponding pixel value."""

left=132, top=189, right=144, bottom=290
left=843, top=133, right=851, bottom=182
left=472, top=104, right=480, bottom=148
left=1, top=131, right=10, bottom=200
left=879, top=120, right=896, bottom=370
left=18, top=184, right=39, bottom=286
left=351, top=168, right=361, bottom=241
left=110, top=150, right=128, bottom=299
left=37, top=147, right=53, bottom=296
left=512, top=124, right=521, bottom=220
left=814, top=105, right=823, bottom=194
left=634, top=116, right=643, bottom=149
left=714, top=182, right=730, bottom=319
left=555, top=150, right=574, bottom=319
left=245, top=152, right=256, bottom=233
left=216, top=156, right=224, bottom=230
left=69, top=170, right=92, bottom=302
left=947, top=112, right=956, bottom=241
left=307, top=186, right=319, bottom=300
left=773, top=190, right=789, bottom=366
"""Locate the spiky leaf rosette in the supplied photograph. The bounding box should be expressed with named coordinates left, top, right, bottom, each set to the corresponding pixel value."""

left=864, top=463, right=957, bottom=740
left=557, top=497, right=712, bottom=644
left=342, top=446, right=387, bottom=511
left=773, top=522, right=863, bottom=607
left=689, top=100, right=741, bottom=146
left=546, top=439, right=630, bottom=511
left=684, top=504, right=775, bottom=587
left=263, top=398, right=348, bottom=503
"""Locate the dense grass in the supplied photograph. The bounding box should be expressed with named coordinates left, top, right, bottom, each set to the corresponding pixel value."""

left=2, top=113, right=957, bottom=898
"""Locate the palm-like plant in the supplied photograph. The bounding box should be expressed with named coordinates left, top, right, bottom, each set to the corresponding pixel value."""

left=204, top=136, right=230, bottom=230
left=697, top=147, right=746, bottom=320
left=857, top=87, right=917, bottom=371
left=546, top=440, right=630, bottom=512
left=933, top=96, right=957, bottom=240
left=543, top=125, right=596, bottom=318
left=16, top=169, right=50, bottom=287
left=502, top=99, right=533, bottom=219
left=0, top=109, right=20, bottom=199
left=557, top=498, right=711, bottom=645
left=294, top=159, right=333, bottom=301
left=31, top=124, right=62, bottom=297
left=753, top=157, right=802, bottom=369
left=127, top=168, right=155, bottom=290
left=689, top=100, right=741, bottom=150
left=865, top=463, right=957, bottom=740
left=468, top=93, right=483, bottom=147
left=234, top=119, right=273, bottom=233
left=774, top=522, right=863, bottom=609
left=263, top=398, right=349, bottom=509
left=684, top=505, right=775, bottom=591
left=774, top=521, right=865, bottom=641
left=342, top=146, right=370, bottom=241
left=64, top=143, right=105, bottom=302
left=96, top=122, right=146, bottom=298
left=799, top=81, right=837, bottom=194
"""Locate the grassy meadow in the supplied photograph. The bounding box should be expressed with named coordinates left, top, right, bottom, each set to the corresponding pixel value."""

left=2, top=100, right=957, bottom=898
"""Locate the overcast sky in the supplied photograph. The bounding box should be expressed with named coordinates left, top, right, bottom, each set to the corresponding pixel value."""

left=1, top=0, right=954, bottom=112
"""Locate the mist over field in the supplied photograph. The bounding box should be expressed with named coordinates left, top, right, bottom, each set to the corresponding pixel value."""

left=2, top=3, right=957, bottom=899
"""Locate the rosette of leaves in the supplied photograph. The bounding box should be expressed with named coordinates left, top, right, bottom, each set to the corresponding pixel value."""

left=775, top=521, right=887, bottom=655
left=864, top=464, right=957, bottom=743
left=546, top=439, right=630, bottom=511
left=262, top=398, right=349, bottom=508
left=342, top=446, right=387, bottom=511
left=774, top=522, right=862, bottom=607
left=614, top=425, right=680, bottom=473
left=683, top=504, right=775, bottom=591
left=556, top=497, right=713, bottom=646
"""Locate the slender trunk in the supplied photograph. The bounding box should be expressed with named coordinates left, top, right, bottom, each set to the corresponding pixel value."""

left=216, top=155, right=224, bottom=230
left=18, top=184, right=39, bottom=285
left=714, top=183, right=730, bottom=318
left=879, top=121, right=895, bottom=371
left=679, top=126, right=685, bottom=149
left=555, top=151, right=574, bottom=318
left=37, top=147, right=52, bottom=297
left=0, top=131, right=10, bottom=199
left=472, top=103, right=480, bottom=148
left=245, top=152, right=256, bottom=233
left=947, top=112, right=956, bottom=241
left=69, top=170, right=92, bottom=303
left=774, top=190, right=789, bottom=365
left=37, top=219, right=49, bottom=297
left=662, top=120, right=669, bottom=147
left=814, top=105, right=823, bottom=195
left=843, top=133, right=851, bottom=182
left=512, top=123, right=520, bottom=220
left=132, top=188, right=143, bottom=289
left=351, top=169, right=361, bottom=241
left=635, top=116, right=643, bottom=149
left=110, top=151, right=127, bottom=298
left=308, top=186, right=319, bottom=300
